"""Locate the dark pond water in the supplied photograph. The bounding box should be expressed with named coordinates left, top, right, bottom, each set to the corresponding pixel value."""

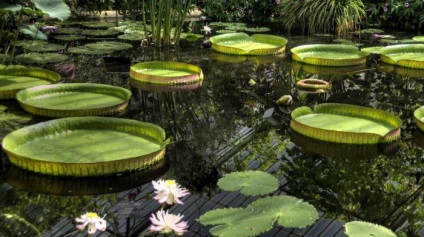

left=1, top=28, right=424, bottom=236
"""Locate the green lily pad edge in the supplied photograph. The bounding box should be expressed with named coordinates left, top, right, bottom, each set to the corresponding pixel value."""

left=290, top=103, right=402, bottom=144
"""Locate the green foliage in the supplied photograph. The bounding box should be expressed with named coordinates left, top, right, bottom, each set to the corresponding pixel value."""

left=217, top=170, right=278, bottom=196
left=18, top=24, right=47, bottom=40
left=344, top=221, right=397, bottom=237
left=282, top=0, right=365, bottom=35
left=198, top=196, right=319, bottom=236
left=365, top=0, right=424, bottom=31
left=198, top=170, right=319, bottom=236
left=194, top=0, right=284, bottom=23
left=31, top=0, right=70, bottom=21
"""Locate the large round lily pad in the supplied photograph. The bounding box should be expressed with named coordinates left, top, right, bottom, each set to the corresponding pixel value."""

left=84, top=41, right=133, bottom=51
left=209, top=33, right=288, bottom=55
left=379, top=44, right=424, bottom=69
left=0, top=65, right=60, bottom=99
left=15, top=53, right=69, bottom=64
left=130, top=61, right=203, bottom=85
left=413, top=106, right=424, bottom=132
left=291, top=44, right=368, bottom=66
left=25, top=43, right=66, bottom=53
left=54, top=34, right=86, bottom=42
left=290, top=103, right=402, bottom=144
left=2, top=117, right=169, bottom=176
left=81, top=29, right=120, bottom=37
left=16, top=83, right=131, bottom=117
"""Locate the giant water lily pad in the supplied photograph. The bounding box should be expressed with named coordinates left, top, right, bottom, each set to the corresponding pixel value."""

left=81, top=29, right=120, bottom=37
left=25, top=43, right=65, bottom=52
left=209, top=33, right=288, bottom=55
left=53, top=34, right=86, bottom=42
left=413, top=106, right=424, bottom=132
left=15, top=53, right=69, bottom=64
left=291, top=44, right=368, bottom=66
left=84, top=41, right=133, bottom=51
left=344, top=221, right=396, bottom=237
left=16, top=83, right=131, bottom=117
left=291, top=61, right=367, bottom=75
left=2, top=117, right=169, bottom=176
left=130, top=61, right=203, bottom=85
left=379, top=44, right=424, bottom=69
left=290, top=103, right=402, bottom=144
left=413, top=36, right=424, bottom=42
left=0, top=65, right=60, bottom=99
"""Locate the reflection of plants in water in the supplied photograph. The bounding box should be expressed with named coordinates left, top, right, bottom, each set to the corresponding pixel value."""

left=0, top=190, right=118, bottom=237
left=282, top=141, right=423, bottom=227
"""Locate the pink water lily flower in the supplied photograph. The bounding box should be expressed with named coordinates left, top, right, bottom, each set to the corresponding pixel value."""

left=149, top=210, right=188, bottom=236
left=75, top=212, right=107, bottom=235
left=152, top=179, right=190, bottom=205
left=41, top=25, right=57, bottom=33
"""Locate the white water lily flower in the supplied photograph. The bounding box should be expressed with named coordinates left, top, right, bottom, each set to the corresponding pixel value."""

left=152, top=179, right=190, bottom=205
left=75, top=212, right=107, bottom=235
left=149, top=210, right=188, bottom=236
left=202, top=25, right=212, bottom=35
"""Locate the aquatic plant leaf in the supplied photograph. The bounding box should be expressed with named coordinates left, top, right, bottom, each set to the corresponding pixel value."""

left=31, top=0, right=70, bottom=21
left=2, top=117, right=169, bottom=176
left=17, top=83, right=131, bottom=117
left=248, top=196, right=319, bottom=228
left=0, top=3, right=21, bottom=13
left=85, top=41, right=133, bottom=51
left=344, top=221, right=396, bottom=237
left=130, top=61, right=203, bottom=85
left=217, top=171, right=278, bottom=196
left=361, top=46, right=383, bottom=54
left=15, top=53, right=68, bottom=64
left=380, top=44, right=424, bottom=69
left=19, top=24, right=47, bottom=40
left=209, top=33, right=287, bottom=55
left=291, top=44, right=368, bottom=67
left=81, top=29, right=120, bottom=37
left=0, top=65, right=60, bottom=99
left=198, top=208, right=274, bottom=237
left=53, top=35, right=86, bottom=42
left=25, top=43, right=65, bottom=52
left=413, top=36, right=424, bottom=42
left=67, top=46, right=113, bottom=55
left=0, top=105, right=32, bottom=139
left=290, top=103, right=402, bottom=144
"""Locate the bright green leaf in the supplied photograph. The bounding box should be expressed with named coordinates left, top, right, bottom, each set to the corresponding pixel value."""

left=344, top=221, right=397, bottom=237
left=31, top=0, right=70, bottom=21
left=217, top=170, right=279, bottom=196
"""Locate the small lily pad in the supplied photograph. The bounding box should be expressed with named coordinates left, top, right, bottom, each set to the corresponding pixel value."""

left=413, top=36, right=424, bottom=42
left=67, top=46, right=113, bottom=55
left=198, top=196, right=319, bottom=237
left=53, top=34, right=86, bottom=42
left=217, top=171, right=278, bottom=196
left=344, top=221, right=396, bottom=237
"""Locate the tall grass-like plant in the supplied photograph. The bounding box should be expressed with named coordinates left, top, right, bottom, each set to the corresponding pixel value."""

left=141, top=0, right=192, bottom=47
left=282, top=0, right=365, bottom=36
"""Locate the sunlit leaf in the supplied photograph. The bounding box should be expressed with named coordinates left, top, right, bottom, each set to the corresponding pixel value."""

left=31, top=0, right=70, bottom=21
left=217, top=171, right=279, bottom=196
left=344, top=221, right=396, bottom=237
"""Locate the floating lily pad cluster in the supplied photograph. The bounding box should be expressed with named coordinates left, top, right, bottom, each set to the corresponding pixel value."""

left=198, top=171, right=319, bottom=237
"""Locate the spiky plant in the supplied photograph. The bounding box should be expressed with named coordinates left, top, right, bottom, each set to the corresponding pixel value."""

left=282, top=0, right=365, bottom=36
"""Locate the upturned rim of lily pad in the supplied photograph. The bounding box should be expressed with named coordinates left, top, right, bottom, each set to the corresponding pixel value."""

left=290, top=103, right=402, bottom=144
left=130, top=61, right=203, bottom=85
left=0, top=65, right=60, bottom=99
left=209, top=32, right=288, bottom=55
left=379, top=44, right=424, bottom=69
left=2, top=116, right=170, bottom=176
left=16, top=83, right=132, bottom=117
left=290, top=44, right=368, bottom=67
left=296, top=79, right=331, bottom=92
